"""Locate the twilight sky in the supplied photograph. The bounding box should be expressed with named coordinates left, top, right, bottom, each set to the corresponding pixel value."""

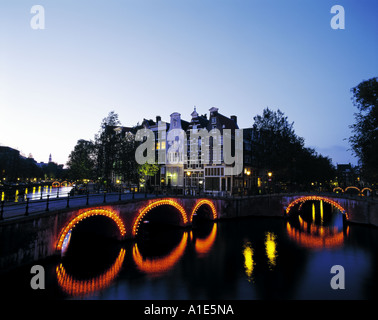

left=1, top=0, right=377, bottom=167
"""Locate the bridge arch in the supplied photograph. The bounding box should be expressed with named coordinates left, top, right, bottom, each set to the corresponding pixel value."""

left=132, top=199, right=188, bottom=237
left=285, top=196, right=349, bottom=220
left=190, top=199, right=217, bottom=222
left=56, top=207, right=126, bottom=251
left=52, top=181, right=61, bottom=188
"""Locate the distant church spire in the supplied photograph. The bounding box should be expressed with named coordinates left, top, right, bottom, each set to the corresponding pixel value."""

left=49, top=154, right=52, bottom=163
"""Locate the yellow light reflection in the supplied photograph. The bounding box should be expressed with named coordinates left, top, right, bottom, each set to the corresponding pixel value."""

left=265, top=232, right=278, bottom=269
left=132, top=232, right=188, bottom=276
left=56, top=248, right=125, bottom=297
left=243, top=242, right=255, bottom=282
left=312, top=203, right=315, bottom=222
left=320, top=200, right=324, bottom=225
left=195, top=223, right=217, bottom=257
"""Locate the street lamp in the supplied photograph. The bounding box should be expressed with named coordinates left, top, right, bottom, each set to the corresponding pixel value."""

left=186, top=171, right=191, bottom=195
left=267, top=172, right=273, bottom=194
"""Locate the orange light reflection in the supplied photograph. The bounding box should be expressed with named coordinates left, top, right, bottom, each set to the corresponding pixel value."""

left=132, top=232, right=188, bottom=276
left=286, top=221, right=347, bottom=249
left=56, top=248, right=125, bottom=296
left=195, top=224, right=217, bottom=257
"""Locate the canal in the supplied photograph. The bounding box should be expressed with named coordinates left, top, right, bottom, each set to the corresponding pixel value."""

left=1, top=201, right=378, bottom=300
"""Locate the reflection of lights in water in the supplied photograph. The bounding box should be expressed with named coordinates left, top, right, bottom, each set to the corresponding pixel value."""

left=286, top=220, right=348, bottom=249
left=133, top=232, right=188, bottom=276
left=265, top=232, right=278, bottom=269
left=56, top=248, right=125, bottom=297
left=320, top=200, right=324, bottom=225
left=242, top=242, right=255, bottom=282
left=195, top=224, right=217, bottom=257
left=1, top=192, right=4, bottom=201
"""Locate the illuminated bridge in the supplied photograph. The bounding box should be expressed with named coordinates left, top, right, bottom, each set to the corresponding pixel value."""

left=0, top=193, right=377, bottom=272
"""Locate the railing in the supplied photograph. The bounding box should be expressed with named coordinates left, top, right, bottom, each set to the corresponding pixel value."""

left=0, top=189, right=225, bottom=221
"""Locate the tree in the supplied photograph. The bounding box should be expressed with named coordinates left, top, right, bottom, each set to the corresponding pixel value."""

left=252, top=108, right=305, bottom=182
left=349, top=77, right=378, bottom=182
left=115, top=131, right=139, bottom=185
left=138, top=162, right=160, bottom=190
left=95, top=111, right=122, bottom=184
left=67, top=139, right=96, bottom=180
left=252, top=107, right=335, bottom=189
left=67, top=141, right=95, bottom=180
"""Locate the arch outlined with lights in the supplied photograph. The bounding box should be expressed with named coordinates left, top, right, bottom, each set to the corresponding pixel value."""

left=361, top=187, right=372, bottom=194
left=190, top=199, right=217, bottom=222
left=132, top=199, right=188, bottom=237
left=345, top=186, right=360, bottom=193
left=56, top=207, right=126, bottom=251
left=285, top=196, right=349, bottom=220
left=52, top=181, right=61, bottom=188
left=61, top=181, right=72, bottom=187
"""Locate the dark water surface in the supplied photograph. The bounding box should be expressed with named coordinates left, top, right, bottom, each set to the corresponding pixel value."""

left=2, top=204, right=378, bottom=300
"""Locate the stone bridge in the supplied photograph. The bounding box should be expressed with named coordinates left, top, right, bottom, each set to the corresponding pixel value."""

left=1, top=193, right=377, bottom=272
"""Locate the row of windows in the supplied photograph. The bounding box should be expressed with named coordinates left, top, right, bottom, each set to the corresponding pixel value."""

left=205, top=167, right=224, bottom=176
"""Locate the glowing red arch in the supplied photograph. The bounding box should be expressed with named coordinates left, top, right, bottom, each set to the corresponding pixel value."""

left=361, top=187, right=372, bottom=194
left=52, top=181, right=61, bottom=188
left=132, top=199, right=188, bottom=237
left=56, top=208, right=126, bottom=251
left=286, top=196, right=348, bottom=220
left=345, top=186, right=360, bottom=193
left=190, top=199, right=217, bottom=222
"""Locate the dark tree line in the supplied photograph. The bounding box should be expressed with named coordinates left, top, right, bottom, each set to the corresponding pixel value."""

left=0, top=150, right=66, bottom=183
left=349, top=77, right=378, bottom=183
left=67, top=111, right=139, bottom=187
left=251, top=108, right=336, bottom=189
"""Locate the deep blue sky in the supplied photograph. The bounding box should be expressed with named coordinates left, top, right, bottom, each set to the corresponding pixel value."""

left=1, top=0, right=377, bottom=166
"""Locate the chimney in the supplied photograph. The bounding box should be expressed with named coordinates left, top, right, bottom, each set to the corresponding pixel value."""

left=156, top=115, right=161, bottom=123
left=231, top=115, right=237, bottom=125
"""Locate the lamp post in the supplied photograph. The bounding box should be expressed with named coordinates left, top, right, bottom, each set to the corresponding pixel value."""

left=186, top=171, right=191, bottom=195
left=268, top=172, right=273, bottom=194
left=246, top=169, right=251, bottom=195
